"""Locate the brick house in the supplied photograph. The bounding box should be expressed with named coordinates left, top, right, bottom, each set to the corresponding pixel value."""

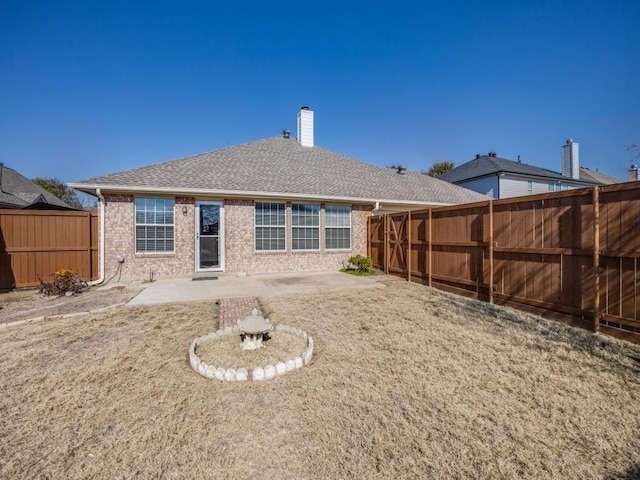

left=71, top=107, right=486, bottom=281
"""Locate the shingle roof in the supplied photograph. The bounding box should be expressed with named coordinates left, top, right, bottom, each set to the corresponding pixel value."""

left=72, top=136, right=487, bottom=206
left=438, top=154, right=602, bottom=185
left=0, top=165, right=75, bottom=209
left=578, top=167, right=620, bottom=184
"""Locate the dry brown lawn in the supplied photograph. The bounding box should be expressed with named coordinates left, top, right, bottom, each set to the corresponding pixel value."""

left=1, top=281, right=639, bottom=479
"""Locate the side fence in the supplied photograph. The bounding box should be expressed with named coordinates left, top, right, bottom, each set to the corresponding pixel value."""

left=0, top=209, right=98, bottom=289
left=369, top=182, right=640, bottom=344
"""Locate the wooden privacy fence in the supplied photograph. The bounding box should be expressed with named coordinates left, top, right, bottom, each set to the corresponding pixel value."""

left=0, top=209, right=98, bottom=289
left=369, top=182, right=640, bottom=344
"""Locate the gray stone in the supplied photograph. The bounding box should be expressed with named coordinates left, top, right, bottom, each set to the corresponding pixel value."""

left=275, top=362, right=287, bottom=375
left=214, top=367, right=225, bottom=380
left=224, top=368, right=236, bottom=381
left=294, top=357, right=303, bottom=369
left=252, top=367, right=265, bottom=381
left=285, top=359, right=295, bottom=372
left=264, top=365, right=276, bottom=380
left=303, top=348, right=313, bottom=365
left=236, top=368, right=248, bottom=381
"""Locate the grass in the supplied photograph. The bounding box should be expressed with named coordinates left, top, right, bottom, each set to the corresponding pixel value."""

left=1, top=281, right=639, bottom=479
left=340, top=267, right=382, bottom=276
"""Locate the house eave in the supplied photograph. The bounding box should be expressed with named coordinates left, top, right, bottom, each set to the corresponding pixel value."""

left=68, top=183, right=456, bottom=208
left=453, top=171, right=598, bottom=186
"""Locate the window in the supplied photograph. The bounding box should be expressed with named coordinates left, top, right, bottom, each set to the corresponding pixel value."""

left=255, top=202, right=285, bottom=251
left=527, top=180, right=533, bottom=194
left=548, top=182, right=556, bottom=192
left=292, top=204, right=319, bottom=250
left=135, top=198, right=174, bottom=253
left=325, top=205, right=351, bottom=249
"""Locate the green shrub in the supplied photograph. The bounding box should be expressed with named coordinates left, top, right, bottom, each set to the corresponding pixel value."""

left=348, top=255, right=373, bottom=272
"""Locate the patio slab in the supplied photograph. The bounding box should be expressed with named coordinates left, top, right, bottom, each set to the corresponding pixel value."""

left=126, top=271, right=389, bottom=306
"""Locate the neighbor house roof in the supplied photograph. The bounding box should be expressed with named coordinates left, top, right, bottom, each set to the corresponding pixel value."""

left=438, top=154, right=612, bottom=186
left=0, top=165, right=76, bottom=210
left=71, top=136, right=487, bottom=207
left=578, top=167, right=620, bottom=185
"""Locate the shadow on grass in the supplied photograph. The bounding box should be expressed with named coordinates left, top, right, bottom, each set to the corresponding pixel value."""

left=433, top=287, right=640, bottom=375
left=605, top=463, right=640, bottom=480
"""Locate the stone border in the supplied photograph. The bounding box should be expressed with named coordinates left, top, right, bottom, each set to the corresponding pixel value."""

left=189, top=324, right=313, bottom=381
left=0, top=303, right=127, bottom=329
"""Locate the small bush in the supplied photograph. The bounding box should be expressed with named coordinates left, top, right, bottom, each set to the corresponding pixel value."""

left=347, top=255, right=373, bottom=272
left=39, top=269, right=88, bottom=297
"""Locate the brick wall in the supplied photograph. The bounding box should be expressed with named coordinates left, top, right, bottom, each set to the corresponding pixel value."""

left=102, top=194, right=371, bottom=280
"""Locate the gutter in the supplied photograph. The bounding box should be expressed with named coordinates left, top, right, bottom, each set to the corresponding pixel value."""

left=87, top=188, right=105, bottom=286
left=67, top=183, right=456, bottom=208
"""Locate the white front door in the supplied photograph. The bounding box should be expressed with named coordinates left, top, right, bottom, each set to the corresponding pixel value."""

left=195, top=201, right=224, bottom=272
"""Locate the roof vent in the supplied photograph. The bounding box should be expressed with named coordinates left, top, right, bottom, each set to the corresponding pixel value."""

left=397, top=165, right=407, bottom=175
left=476, top=154, right=481, bottom=159
left=282, top=129, right=290, bottom=139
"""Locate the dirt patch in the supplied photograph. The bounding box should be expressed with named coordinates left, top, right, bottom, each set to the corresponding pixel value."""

left=0, top=284, right=145, bottom=324
left=0, top=281, right=639, bottom=479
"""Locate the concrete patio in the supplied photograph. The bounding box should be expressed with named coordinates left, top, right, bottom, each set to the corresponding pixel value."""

left=126, top=271, right=393, bottom=306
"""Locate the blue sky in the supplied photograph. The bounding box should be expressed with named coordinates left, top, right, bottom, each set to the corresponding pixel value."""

left=1, top=0, right=638, bottom=184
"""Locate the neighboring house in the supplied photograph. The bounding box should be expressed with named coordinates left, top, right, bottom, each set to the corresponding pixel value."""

left=0, top=163, right=77, bottom=210
left=438, top=147, right=620, bottom=199
left=70, top=107, right=486, bottom=280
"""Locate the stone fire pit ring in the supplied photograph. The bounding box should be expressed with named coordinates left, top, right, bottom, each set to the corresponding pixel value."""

left=189, top=324, right=313, bottom=382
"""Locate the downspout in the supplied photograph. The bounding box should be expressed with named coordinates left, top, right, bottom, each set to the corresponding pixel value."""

left=87, top=188, right=105, bottom=286
left=372, top=201, right=380, bottom=215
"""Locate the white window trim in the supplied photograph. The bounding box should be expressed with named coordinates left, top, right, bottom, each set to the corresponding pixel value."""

left=291, top=203, right=320, bottom=251
left=135, top=197, right=175, bottom=254
left=325, top=205, right=352, bottom=250
left=254, top=202, right=287, bottom=252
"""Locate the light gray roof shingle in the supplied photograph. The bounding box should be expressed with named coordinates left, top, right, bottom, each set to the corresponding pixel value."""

left=73, top=136, right=487, bottom=206
left=578, top=167, right=620, bottom=184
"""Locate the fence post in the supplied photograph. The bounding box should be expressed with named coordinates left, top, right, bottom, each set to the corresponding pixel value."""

left=407, top=211, right=412, bottom=282
left=593, top=186, right=601, bottom=333
left=488, top=200, right=494, bottom=303
left=384, top=214, right=389, bottom=274
left=427, top=208, right=432, bottom=287
left=367, top=216, right=371, bottom=261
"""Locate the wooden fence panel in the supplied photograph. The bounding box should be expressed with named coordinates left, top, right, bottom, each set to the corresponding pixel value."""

left=409, top=211, right=429, bottom=282
left=0, top=209, right=98, bottom=289
left=597, top=184, right=640, bottom=340
left=369, top=182, right=640, bottom=344
left=388, top=213, right=409, bottom=275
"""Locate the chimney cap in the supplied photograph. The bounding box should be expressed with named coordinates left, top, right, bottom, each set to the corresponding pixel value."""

left=301, top=105, right=310, bottom=110
left=397, top=165, right=407, bottom=175
left=282, top=129, right=290, bottom=139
